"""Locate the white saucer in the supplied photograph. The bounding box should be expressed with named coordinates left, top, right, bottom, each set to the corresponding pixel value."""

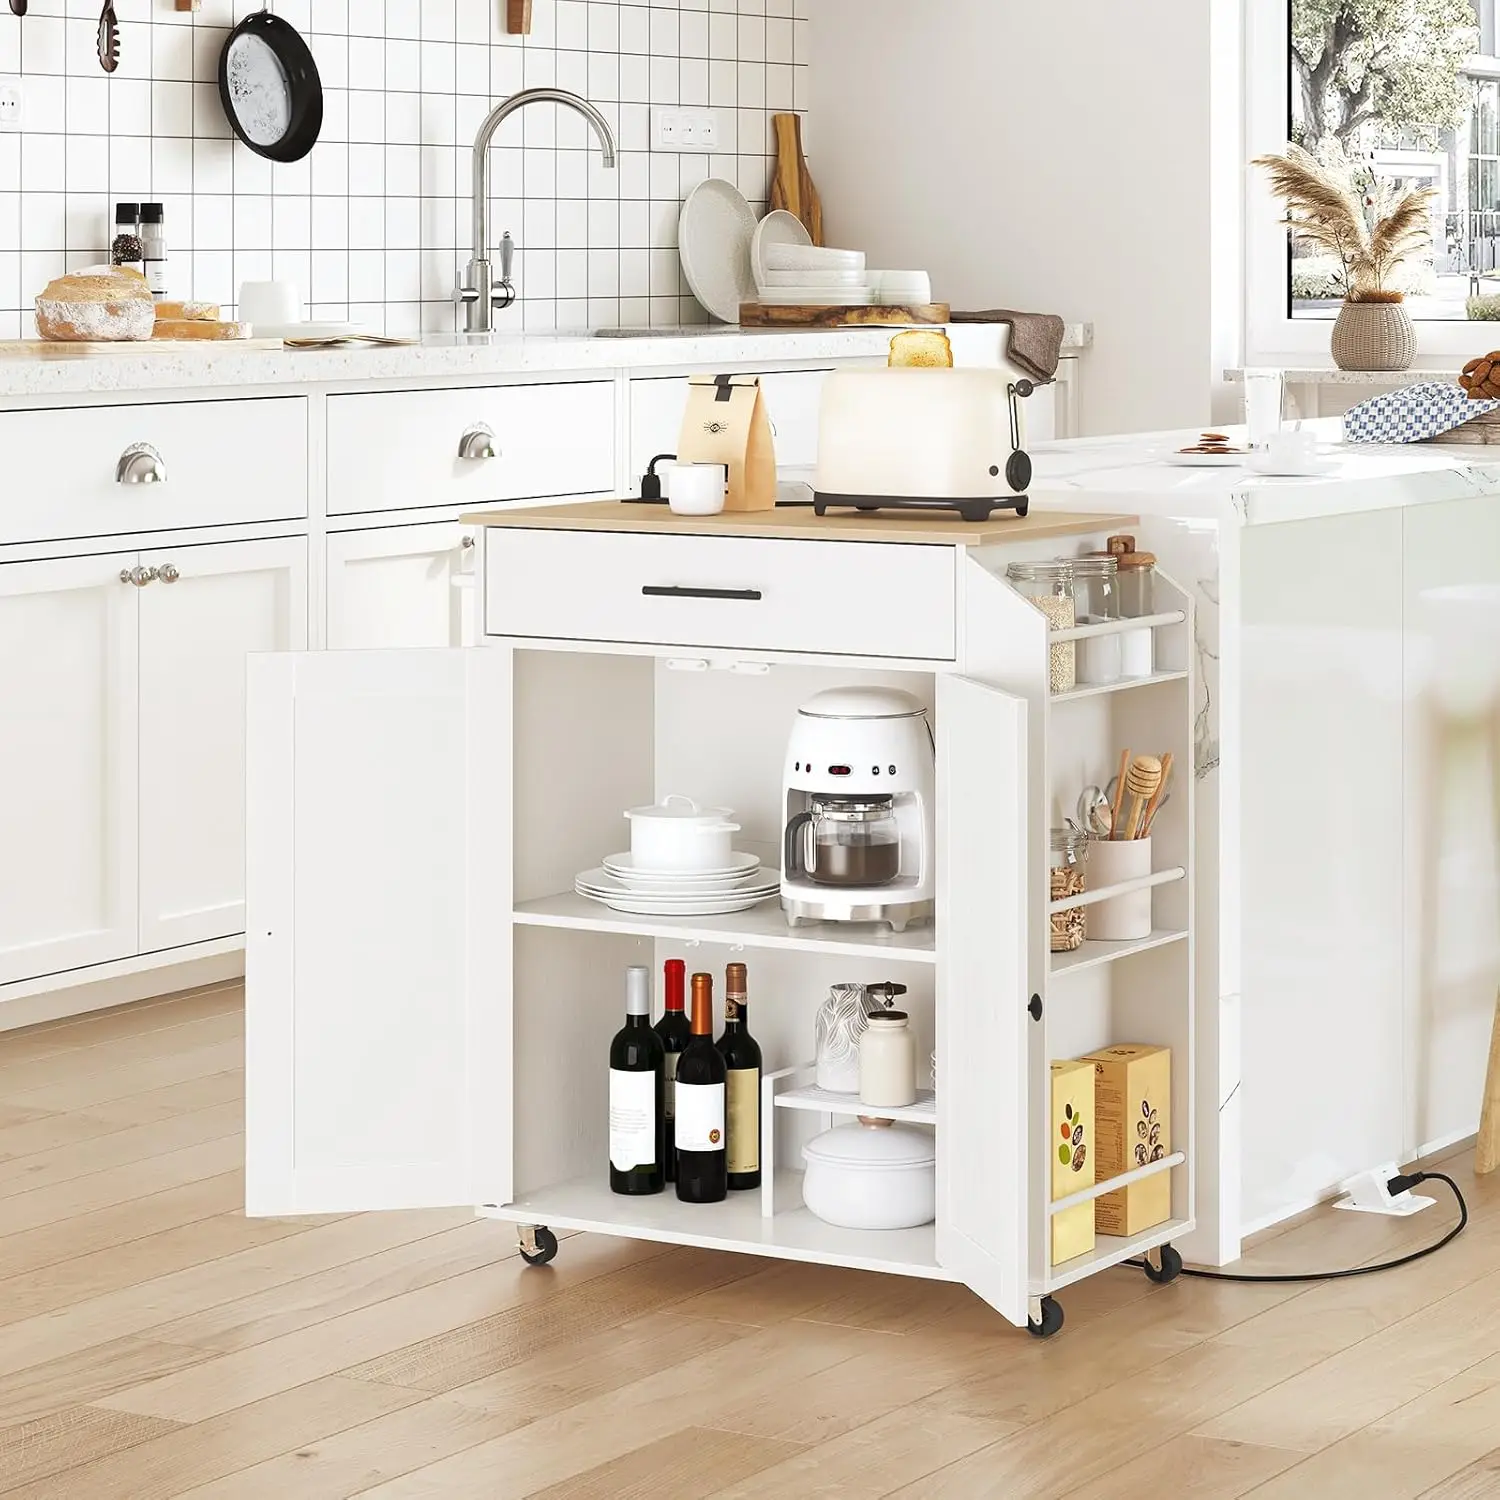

left=576, top=868, right=780, bottom=902
left=1164, top=449, right=1250, bottom=468
left=1245, top=453, right=1338, bottom=477
left=602, top=851, right=761, bottom=881
left=252, top=321, right=360, bottom=340
left=585, top=888, right=779, bottom=917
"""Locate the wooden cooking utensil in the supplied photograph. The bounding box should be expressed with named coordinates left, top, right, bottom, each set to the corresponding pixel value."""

left=770, top=113, right=823, bottom=246
left=1107, top=748, right=1130, bottom=841
left=97, top=0, right=119, bottom=71
left=1123, top=756, right=1163, bottom=841
left=1140, top=752, right=1173, bottom=838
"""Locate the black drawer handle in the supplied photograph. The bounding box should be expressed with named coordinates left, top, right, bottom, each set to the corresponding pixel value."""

left=641, top=585, right=763, bottom=602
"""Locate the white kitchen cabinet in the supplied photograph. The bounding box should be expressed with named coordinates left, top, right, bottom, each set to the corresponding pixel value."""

left=326, top=522, right=477, bottom=650
left=246, top=506, right=1197, bottom=1334
left=0, top=554, right=139, bottom=986
left=139, top=537, right=308, bottom=952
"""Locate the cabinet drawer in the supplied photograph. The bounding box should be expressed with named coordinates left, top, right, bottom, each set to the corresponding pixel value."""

left=0, top=397, right=307, bottom=546
left=485, top=530, right=957, bottom=659
left=327, top=381, right=615, bottom=516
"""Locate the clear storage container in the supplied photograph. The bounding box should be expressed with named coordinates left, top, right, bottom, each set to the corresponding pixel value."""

left=1008, top=561, right=1076, bottom=693
left=1049, top=828, right=1088, bottom=952
left=1072, top=556, right=1121, bottom=685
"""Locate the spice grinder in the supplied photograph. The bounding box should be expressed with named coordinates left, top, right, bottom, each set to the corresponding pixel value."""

left=780, top=686, right=935, bottom=932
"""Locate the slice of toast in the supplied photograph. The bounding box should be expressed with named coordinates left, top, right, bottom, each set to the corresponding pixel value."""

left=888, top=329, right=953, bottom=368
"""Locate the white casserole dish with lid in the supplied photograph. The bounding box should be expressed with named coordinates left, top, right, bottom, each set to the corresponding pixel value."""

left=624, top=794, right=741, bottom=872
left=801, top=1118, right=936, bottom=1230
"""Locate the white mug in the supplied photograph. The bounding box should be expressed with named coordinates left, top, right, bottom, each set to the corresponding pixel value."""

left=1264, top=428, right=1318, bottom=468
left=237, top=280, right=302, bottom=327
left=662, top=461, right=728, bottom=516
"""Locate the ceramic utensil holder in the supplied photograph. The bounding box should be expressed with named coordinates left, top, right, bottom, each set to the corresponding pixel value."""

left=1085, top=837, right=1153, bottom=941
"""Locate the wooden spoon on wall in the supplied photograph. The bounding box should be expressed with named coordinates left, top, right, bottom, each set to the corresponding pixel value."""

left=770, top=113, right=823, bottom=246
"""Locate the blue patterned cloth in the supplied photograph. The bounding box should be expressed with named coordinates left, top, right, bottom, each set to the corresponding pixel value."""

left=1342, top=381, right=1500, bottom=443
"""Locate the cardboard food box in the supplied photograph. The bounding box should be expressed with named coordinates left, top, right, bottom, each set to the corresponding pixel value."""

left=1050, top=1058, right=1095, bottom=1265
left=1085, top=1044, right=1172, bottom=1237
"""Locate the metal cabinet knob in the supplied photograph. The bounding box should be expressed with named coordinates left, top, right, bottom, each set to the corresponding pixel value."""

left=457, top=424, right=497, bottom=461
left=460, top=534, right=475, bottom=550
left=119, top=565, right=158, bottom=587
left=158, top=562, right=180, bottom=584
left=116, top=443, right=167, bottom=485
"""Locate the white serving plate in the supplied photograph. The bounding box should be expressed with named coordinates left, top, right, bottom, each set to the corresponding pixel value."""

left=751, top=210, right=813, bottom=286
left=755, top=289, right=876, bottom=307
left=757, top=268, right=867, bottom=288
left=764, top=243, right=865, bottom=272
left=252, top=320, right=360, bottom=340
left=678, top=178, right=757, bottom=323
left=602, top=850, right=762, bottom=881
left=586, top=888, right=780, bottom=917
left=1163, top=449, right=1250, bottom=468
left=576, top=868, right=780, bottom=902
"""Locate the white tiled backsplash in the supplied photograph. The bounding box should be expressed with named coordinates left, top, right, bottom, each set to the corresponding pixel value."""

left=0, top=0, right=810, bottom=338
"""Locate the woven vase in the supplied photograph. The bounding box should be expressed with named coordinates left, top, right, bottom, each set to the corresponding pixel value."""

left=1330, top=299, right=1416, bottom=372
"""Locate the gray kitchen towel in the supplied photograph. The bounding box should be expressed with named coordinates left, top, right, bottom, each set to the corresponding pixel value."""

left=1342, top=381, right=1500, bottom=443
left=949, top=309, right=1066, bottom=383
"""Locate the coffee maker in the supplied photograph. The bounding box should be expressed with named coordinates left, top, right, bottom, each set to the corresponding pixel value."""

left=780, top=687, right=935, bottom=932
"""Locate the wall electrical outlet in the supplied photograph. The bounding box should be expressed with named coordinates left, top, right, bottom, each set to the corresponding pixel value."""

left=651, top=107, right=718, bottom=153
left=0, top=76, right=22, bottom=133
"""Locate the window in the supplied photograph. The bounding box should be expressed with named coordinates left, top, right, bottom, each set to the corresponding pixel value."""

left=1247, top=0, right=1500, bottom=358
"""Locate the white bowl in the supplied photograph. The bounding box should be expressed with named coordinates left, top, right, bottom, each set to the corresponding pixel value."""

left=756, top=288, right=875, bottom=306
left=867, top=270, right=931, bottom=305
left=758, top=268, right=867, bottom=287
left=624, top=794, right=740, bottom=872
left=764, top=244, right=865, bottom=272
left=751, top=209, right=813, bottom=286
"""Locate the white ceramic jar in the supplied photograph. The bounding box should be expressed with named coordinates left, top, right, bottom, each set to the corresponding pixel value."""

left=814, top=983, right=869, bottom=1093
left=623, top=794, right=740, bottom=872
left=859, top=1011, right=917, bottom=1108
left=802, top=1119, right=936, bottom=1230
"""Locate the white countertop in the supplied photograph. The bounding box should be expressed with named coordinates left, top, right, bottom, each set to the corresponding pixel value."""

left=1225, top=366, right=1460, bottom=385
left=0, top=322, right=1092, bottom=400
left=1028, top=422, right=1500, bottom=525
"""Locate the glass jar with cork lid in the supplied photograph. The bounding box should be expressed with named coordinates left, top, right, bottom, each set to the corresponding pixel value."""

left=1049, top=828, right=1088, bottom=953
left=1108, top=535, right=1158, bottom=677
left=1007, top=560, right=1076, bottom=693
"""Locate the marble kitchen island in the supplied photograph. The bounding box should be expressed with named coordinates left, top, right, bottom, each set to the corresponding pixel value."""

left=1026, top=429, right=1500, bottom=1255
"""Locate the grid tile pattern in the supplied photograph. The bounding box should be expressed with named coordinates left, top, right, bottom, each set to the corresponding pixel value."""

left=0, top=0, right=810, bottom=338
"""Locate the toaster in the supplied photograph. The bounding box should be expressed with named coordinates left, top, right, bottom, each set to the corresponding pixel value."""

left=813, top=368, right=1035, bottom=522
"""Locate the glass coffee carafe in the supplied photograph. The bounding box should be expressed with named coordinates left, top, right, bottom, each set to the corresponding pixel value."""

left=785, top=796, right=902, bottom=888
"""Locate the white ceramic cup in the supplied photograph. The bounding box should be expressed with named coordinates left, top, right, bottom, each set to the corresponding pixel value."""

left=661, top=461, right=728, bottom=516
left=1085, top=836, right=1154, bottom=941
left=1263, top=428, right=1319, bottom=469
left=237, top=280, right=303, bottom=327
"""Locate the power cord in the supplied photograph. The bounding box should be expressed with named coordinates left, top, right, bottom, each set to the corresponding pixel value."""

left=1130, top=1171, right=1468, bottom=1285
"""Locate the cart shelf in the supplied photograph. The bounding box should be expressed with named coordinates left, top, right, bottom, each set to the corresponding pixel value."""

left=1044, top=1217, right=1195, bottom=1294
left=773, top=1082, right=937, bottom=1125
left=1049, top=670, right=1188, bottom=704
left=1049, top=928, right=1188, bottom=977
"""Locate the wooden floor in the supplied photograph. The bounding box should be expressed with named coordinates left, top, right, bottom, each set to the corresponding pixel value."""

left=2, top=988, right=1500, bottom=1499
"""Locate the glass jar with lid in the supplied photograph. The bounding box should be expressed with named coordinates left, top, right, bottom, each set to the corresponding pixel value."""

left=1108, top=535, right=1157, bottom=618
left=1072, top=555, right=1122, bottom=686
left=1049, top=828, right=1088, bottom=952
left=1007, top=561, right=1076, bottom=693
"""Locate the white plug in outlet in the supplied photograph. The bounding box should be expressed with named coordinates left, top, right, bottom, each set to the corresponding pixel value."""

left=0, top=76, right=22, bottom=133
left=651, top=107, right=718, bottom=153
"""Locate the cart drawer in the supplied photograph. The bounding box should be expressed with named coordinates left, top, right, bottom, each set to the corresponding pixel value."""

left=327, top=381, right=615, bottom=515
left=0, top=397, right=307, bottom=545
left=484, top=529, right=957, bottom=659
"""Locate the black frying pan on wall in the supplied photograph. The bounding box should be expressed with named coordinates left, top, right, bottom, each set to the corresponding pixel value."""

left=219, top=9, right=323, bottom=163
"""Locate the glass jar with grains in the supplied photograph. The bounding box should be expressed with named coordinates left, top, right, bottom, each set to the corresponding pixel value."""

left=1049, top=828, right=1088, bottom=952
left=1007, top=560, right=1076, bottom=692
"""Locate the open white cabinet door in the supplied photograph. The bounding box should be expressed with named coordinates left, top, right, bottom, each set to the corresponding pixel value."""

left=245, top=648, right=512, bottom=1216
left=934, top=674, right=1030, bottom=1326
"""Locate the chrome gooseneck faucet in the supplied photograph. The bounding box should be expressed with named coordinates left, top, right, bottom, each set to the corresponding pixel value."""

left=459, top=88, right=618, bottom=334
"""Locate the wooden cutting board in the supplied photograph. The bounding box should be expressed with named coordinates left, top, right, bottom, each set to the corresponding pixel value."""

left=0, top=337, right=282, bottom=354
left=739, top=302, right=949, bottom=328
left=769, top=113, right=823, bottom=246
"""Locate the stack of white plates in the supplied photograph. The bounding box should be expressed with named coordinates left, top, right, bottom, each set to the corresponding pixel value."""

left=575, top=852, right=780, bottom=916
left=751, top=212, right=874, bottom=307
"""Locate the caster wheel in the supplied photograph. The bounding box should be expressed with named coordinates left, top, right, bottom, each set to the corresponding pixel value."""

left=519, top=1226, right=558, bottom=1266
left=1027, top=1296, right=1064, bottom=1339
left=1144, top=1244, right=1183, bottom=1284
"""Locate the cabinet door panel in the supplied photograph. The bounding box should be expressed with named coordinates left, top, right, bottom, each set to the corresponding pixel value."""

left=934, top=673, right=1029, bottom=1324
left=326, top=523, right=475, bottom=650
left=139, top=537, right=309, bottom=952
left=0, top=554, right=139, bottom=984
left=245, top=648, right=512, bottom=1215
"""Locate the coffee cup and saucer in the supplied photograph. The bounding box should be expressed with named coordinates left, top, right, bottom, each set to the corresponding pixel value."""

left=1247, top=428, right=1338, bottom=477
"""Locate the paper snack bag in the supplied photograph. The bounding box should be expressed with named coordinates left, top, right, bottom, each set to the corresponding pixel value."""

left=677, top=373, right=776, bottom=511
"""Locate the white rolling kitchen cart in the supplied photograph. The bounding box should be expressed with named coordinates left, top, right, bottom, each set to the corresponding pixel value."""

left=244, top=501, right=1196, bottom=1336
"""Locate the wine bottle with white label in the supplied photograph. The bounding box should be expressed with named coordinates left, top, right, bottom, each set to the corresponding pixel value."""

left=608, top=966, right=665, bottom=1196
left=717, top=962, right=762, bottom=1191
left=674, top=971, right=727, bottom=1203
left=654, top=958, right=690, bottom=1183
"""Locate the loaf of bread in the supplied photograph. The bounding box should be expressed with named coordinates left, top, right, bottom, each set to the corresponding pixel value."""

left=887, top=329, right=954, bottom=369
left=35, top=268, right=155, bottom=342
left=151, top=318, right=251, bottom=341
left=154, top=300, right=221, bottom=323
